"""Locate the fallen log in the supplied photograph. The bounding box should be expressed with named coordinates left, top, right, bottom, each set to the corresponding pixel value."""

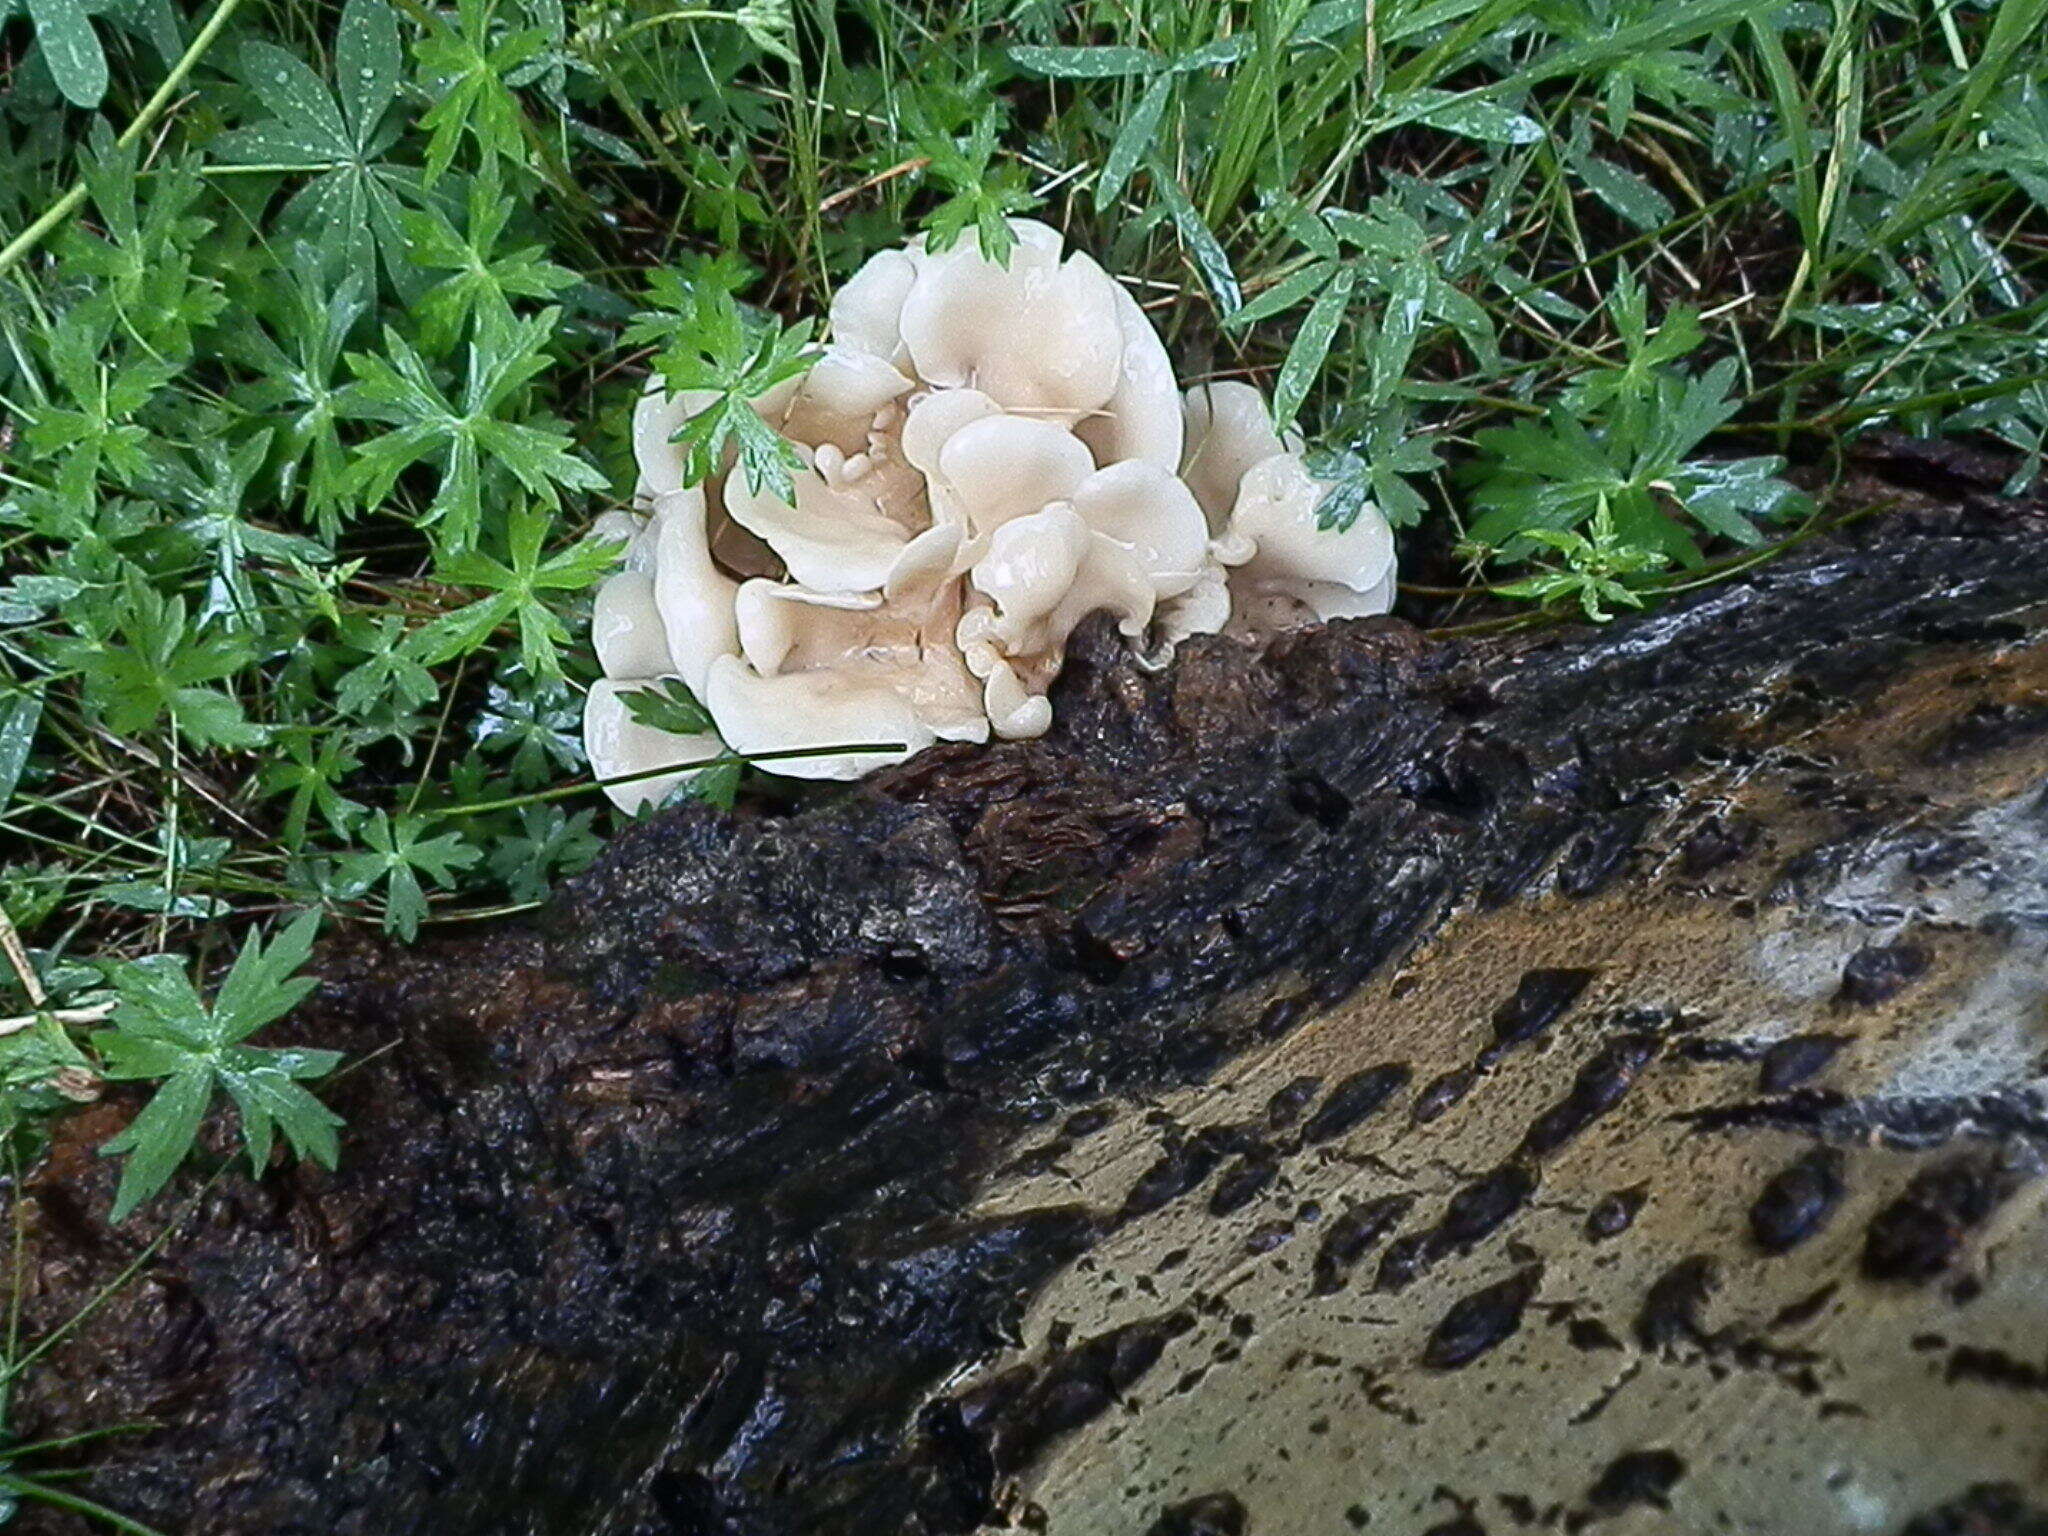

left=10, top=453, right=2048, bottom=1535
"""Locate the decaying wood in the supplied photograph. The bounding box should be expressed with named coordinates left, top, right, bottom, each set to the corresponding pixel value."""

left=7, top=452, right=2048, bottom=1535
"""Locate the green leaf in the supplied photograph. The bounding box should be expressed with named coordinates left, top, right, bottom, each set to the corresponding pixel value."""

left=1099, top=70, right=1174, bottom=213
left=403, top=500, right=615, bottom=675
left=94, top=913, right=340, bottom=1221
left=1229, top=259, right=1340, bottom=330
left=404, top=174, right=576, bottom=351
left=1007, top=44, right=1161, bottom=79
left=0, top=690, right=42, bottom=813
left=1150, top=160, right=1242, bottom=317
left=335, top=0, right=403, bottom=145
left=1575, top=155, right=1674, bottom=230
left=347, top=309, right=604, bottom=551
left=1369, top=255, right=1430, bottom=405
left=1398, top=89, right=1544, bottom=145
left=26, top=0, right=107, bottom=107
left=238, top=40, right=356, bottom=161
left=212, top=911, right=323, bottom=1042
left=336, top=812, right=482, bottom=939
left=1273, top=265, right=1355, bottom=430
left=627, top=271, right=817, bottom=501
left=415, top=0, right=550, bottom=184
left=101, top=1069, right=211, bottom=1224
left=911, top=106, right=1039, bottom=262
left=735, top=0, right=796, bottom=63
left=619, top=678, right=716, bottom=736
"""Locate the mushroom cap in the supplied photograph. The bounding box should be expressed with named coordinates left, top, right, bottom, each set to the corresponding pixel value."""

left=899, top=219, right=1125, bottom=418
left=978, top=656, right=1055, bottom=740
left=901, top=387, right=1003, bottom=530
left=939, top=415, right=1096, bottom=541
left=583, top=678, right=725, bottom=814
left=1154, top=562, right=1233, bottom=650
left=633, top=380, right=721, bottom=499
left=830, top=246, right=918, bottom=367
left=648, top=488, right=741, bottom=695
left=1074, top=283, right=1184, bottom=472
left=1068, top=459, right=1211, bottom=596
left=1179, top=380, right=1299, bottom=530
left=590, top=507, right=663, bottom=574
left=1219, top=452, right=1397, bottom=623
left=723, top=459, right=916, bottom=593
left=592, top=569, right=677, bottom=679
left=704, top=655, right=934, bottom=780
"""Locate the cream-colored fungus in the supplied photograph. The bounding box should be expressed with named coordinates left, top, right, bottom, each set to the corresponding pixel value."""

left=584, top=219, right=1397, bottom=808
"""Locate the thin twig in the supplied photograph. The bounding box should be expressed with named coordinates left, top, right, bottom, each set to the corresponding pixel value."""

left=0, top=905, right=45, bottom=1007
left=818, top=156, right=930, bottom=215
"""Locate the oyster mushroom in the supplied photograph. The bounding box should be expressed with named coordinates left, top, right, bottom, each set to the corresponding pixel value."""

left=585, top=219, right=1402, bottom=795
left=1074, top=284, right=1184, bottom=473
left=704, top=657, right=933, bottom=782
left=897, top=219, right=1125, bottom=421
left=1179, top=380, right=1297, bottom=529
left=591, top=568, right=676, bottom=679
left=583, top=679, right=725, bottom=814
left=1214, top=452, right=1397, bottom=628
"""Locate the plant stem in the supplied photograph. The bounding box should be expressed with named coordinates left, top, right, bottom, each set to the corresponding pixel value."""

left=0, top=0, right=249, bottom=282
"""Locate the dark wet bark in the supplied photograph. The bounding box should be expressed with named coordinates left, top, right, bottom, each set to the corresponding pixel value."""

left=8, top=450, right=2048, bottom=1534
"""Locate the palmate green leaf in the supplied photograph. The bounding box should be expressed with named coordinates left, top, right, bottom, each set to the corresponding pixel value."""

left=405, top=503, right=616, bottom=676
left=213, top=0, right=425, bottom=301
left=473, top=667, right=582, bottom=785
left=258, top=725, right=367, bottom=846
left=486, top=804, right=602, bottom=902
left=217, top=1048, right=344, bottom=1172
left=404, top=174, right=576, bottom=351
left=913, top=107, right=1040, bottom=264
left=414, top=0, right=550, bottom=185
left=335, top=614, right=441, bottom=716
left=94, top=912, right=338, bottom=1222
left=630, top=275, right=817, bottom=501
left=46, top=575, right=266, bottom=750
left=223, top=256, right=370, bottom=535
left=346, top=307, right=605, bottom=551
left=336, top=811, right=482, bottom=940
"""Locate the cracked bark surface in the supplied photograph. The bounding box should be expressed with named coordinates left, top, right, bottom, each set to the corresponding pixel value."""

left=8, top=447, right=2048, bottom=1535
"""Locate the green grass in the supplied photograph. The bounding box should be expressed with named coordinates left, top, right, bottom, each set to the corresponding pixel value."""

left=0, top=0, right=2045, bottom=1503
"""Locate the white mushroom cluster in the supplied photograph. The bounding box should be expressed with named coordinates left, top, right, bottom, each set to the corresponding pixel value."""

left=584, top=218, right=1397, bottom=812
